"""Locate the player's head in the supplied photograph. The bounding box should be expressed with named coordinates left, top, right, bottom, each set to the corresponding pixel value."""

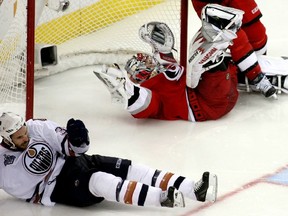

left=0, top=112, right=29, bottom=151
left=125, top=53, right=158, bottom=84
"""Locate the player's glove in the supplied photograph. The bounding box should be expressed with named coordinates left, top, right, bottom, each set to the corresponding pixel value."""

left=66, top=118, right=90, bottom=147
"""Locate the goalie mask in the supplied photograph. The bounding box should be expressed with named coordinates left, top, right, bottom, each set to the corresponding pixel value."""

left=125, top=53, right=159, bottom=84
left=0, top=112, right=25, bottom=149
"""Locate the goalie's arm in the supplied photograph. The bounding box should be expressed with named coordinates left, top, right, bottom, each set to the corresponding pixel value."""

left=139, top=22, right=178, bottom=65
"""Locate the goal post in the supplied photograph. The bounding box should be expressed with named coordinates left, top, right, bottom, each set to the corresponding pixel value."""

left=0, top=0, right=190, bottom=119
left=26, top=0, right=35, bottom=120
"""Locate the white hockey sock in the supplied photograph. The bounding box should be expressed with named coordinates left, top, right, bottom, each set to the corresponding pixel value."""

left=178, top=179, right=197, bottom=200
left=89, top=172, right=122, bottom=202
left=119, top=180, right=162, bottom=206
left=126, top=163, right=197, bottom=200
left=89, top=171, right=163, bottom=207
left=126, top=163, right=157, bottom=184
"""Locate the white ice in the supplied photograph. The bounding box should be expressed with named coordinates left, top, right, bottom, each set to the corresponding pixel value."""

left=1, top=0, right=288, bottom=215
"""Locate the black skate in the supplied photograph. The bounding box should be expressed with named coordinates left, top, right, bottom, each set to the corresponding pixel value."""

left=194, top=172, right=218, bottom=202
left=161, top=186, right=185, bottom=208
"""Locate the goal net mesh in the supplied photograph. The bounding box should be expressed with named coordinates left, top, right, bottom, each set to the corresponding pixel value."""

left=0, top=0, right=186, bottom=116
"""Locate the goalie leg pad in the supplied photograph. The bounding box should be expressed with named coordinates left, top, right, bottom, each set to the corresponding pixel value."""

left=201, top=4, right=244, bottom=42
left=187, top=30, right=231, bottom=89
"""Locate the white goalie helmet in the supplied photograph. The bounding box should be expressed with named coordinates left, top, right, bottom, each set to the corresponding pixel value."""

left=0, top=112, right=25, bottom=145
left=201, top=4, right=244, bottom=42
left=125, top=53, right=159, bottom=84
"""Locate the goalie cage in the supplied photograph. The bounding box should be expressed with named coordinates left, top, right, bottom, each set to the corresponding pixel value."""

left=0, top=0, right=189, bottom=119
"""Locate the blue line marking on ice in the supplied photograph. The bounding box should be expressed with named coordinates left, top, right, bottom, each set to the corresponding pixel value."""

left=266, top=168, right=288, bottom=185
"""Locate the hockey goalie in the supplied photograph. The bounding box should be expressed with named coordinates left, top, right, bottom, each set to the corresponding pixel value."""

left=94, top=4, right=288, bottom=123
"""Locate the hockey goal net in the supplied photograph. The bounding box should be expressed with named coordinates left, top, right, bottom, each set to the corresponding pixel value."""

left=0, top=0, right=189, bottom=119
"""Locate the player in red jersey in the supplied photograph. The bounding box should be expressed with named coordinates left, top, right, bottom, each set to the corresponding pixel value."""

left=191, top=0, right=277, bottom=98
left=94, top=5, right=242, bottom=122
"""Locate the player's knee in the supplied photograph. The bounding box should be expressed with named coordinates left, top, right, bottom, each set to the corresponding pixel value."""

left=89, top=172, right=122, bottom=201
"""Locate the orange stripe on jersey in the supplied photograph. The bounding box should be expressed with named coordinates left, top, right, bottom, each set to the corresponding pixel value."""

left=124, top=181, right=137, bottom=204
left=160, top=172, right=174, bottom=190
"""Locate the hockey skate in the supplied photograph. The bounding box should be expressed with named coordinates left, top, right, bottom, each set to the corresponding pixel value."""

left=93, top=64, right=134, bottom=108
left=253, top=73, right=277, bottom=99
left=161, top=186, right=185, bottom=208
left=238, top=55, right=288, bottom=96
left=194, top=172, right=218, bottom=203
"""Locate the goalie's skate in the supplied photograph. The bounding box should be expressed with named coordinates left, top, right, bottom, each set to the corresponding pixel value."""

left=93, top=65, right=133, bottom=108
left=254, top=74, right=277, bottom=99
left=194, top=172, right=217, bottom=203
left=238, top=55, right=288, bottom=95
left=161, top=186, right=185, bottom=208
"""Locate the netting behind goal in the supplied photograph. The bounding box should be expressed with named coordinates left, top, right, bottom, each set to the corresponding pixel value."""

left=0, top=0, right=188, bottom=118
left=0, top=0, right=28, bottom=117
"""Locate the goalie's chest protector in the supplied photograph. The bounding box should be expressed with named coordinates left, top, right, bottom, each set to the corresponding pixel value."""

left=0, top=140, right=58, bottom=199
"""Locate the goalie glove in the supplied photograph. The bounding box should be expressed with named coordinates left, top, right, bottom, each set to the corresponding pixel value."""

left=46, top=0, right=70, bottom=12
left=139, top=22, right=175, bottom=54
left=66, top=118, right=90, bottom=147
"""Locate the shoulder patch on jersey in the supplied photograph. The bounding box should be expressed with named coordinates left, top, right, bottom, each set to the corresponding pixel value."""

left=3, top=154, right=16, bottom=166
left=23, top=143, right=54, bottom=175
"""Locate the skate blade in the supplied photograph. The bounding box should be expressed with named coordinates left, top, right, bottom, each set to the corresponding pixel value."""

left=206, top=173, right=218, bottom=203
left=174, top=191, right=185, bottom=208
left=270, top=93, right=278, bottom=100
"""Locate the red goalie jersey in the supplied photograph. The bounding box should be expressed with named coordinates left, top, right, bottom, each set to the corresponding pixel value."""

left=125, top=53, right=239, bottom=122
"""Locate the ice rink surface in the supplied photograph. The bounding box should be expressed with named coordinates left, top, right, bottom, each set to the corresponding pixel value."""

left=1, top=0, right=288, bottom=215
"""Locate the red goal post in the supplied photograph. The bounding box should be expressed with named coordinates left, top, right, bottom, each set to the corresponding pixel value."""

left=0, top=0, right=189, bottom=119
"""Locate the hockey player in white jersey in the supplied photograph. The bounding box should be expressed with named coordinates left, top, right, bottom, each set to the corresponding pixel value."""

left=0, top=112, right=217, bottom=207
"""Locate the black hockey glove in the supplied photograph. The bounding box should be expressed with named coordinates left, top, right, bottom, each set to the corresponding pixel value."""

left=66, top=118, right=90, bottom=147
